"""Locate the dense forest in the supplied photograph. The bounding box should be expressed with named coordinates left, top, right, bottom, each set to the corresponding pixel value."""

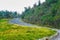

left=21, top=0, right=60, bottom=28
left=0, top=10, right=20, bottom=19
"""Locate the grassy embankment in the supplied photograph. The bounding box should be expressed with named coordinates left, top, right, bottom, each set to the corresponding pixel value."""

left=0, top=19, right=56, bottom=40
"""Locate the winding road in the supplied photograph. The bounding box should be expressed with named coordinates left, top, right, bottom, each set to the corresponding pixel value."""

left=9, top=18, right=60, bottom=40
left=55, top=30, right=60, bottom=40
left=9, top=18, right=37, bottom=27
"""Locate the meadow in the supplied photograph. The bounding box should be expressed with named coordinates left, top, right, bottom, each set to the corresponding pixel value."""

left=0, top=19, right=56, bottom=40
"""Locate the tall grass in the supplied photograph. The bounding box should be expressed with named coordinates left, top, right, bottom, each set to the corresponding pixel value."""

left=0, top=19, right=56, bottom=40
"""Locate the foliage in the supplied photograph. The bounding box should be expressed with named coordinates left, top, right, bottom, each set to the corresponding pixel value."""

left=0, top=10, right=20, bottom=19
left=21, top=0, right=60, bottom=28
left=0, top=19, right=56, bottom=40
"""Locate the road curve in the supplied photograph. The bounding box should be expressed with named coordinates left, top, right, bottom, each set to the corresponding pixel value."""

left=9, top=18, right=60, bottom=40
left=9, top=18, right=35, bottom=26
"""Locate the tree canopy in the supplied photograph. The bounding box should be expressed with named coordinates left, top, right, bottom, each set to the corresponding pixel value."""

left=0, top=10, right=20, bottom=19
left=21, top=0, right=60, bottom=28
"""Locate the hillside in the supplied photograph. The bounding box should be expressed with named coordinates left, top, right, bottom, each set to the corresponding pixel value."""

left=21, top=0, right=60, bottom=28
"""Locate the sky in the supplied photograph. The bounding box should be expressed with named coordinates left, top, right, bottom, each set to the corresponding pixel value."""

left=0, top=0, right=45, bottom=14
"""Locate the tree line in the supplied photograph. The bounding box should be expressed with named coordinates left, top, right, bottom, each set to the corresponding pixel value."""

left=0, top=10, right=20, bottom=19
left=21, top=0, right=60, bottom=29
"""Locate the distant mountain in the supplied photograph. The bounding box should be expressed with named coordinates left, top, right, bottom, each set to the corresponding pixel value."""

left=21, top=0, right=60, bottom=29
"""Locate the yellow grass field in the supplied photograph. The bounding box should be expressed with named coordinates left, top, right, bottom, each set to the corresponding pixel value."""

left=0, top=19, right=56, bottom=40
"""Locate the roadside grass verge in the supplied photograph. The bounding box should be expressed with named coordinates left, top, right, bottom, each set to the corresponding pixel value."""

left=0, top=19, right=56, bottom=40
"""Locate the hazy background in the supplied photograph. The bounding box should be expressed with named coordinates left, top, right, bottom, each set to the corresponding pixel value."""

left=0, top=0, right=45, bottom=14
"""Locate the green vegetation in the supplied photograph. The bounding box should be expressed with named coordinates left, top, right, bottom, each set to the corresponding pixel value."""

left=21, top=0, right=60, bottom=28
left=0, top=10, right=20, bottom=19
left=0, top=19, right=56, bottom=40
